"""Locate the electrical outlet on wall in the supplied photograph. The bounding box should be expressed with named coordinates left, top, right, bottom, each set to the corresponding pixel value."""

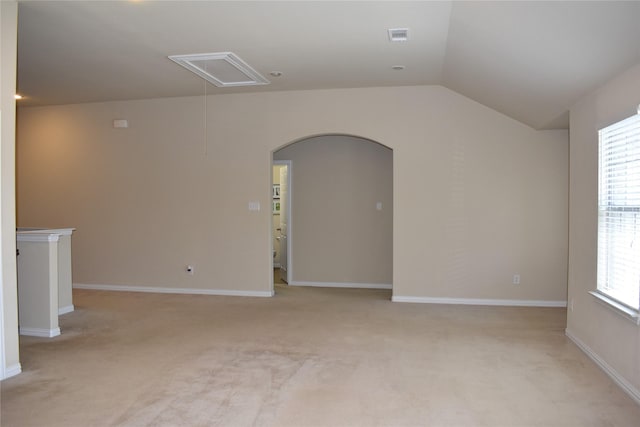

left=512, top=274, right=521, bottom=285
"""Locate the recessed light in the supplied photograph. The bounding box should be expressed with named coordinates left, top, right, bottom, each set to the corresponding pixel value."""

left=14, top=94, right=23, bottom=100
left=270, top=71, right=283, bottom=77
left=392, top=65, right=405, bottom=71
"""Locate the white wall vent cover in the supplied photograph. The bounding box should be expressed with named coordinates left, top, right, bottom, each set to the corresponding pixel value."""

left=388, top=28, right=409, bottom=42
left=168, top=52, right=269, bottom=87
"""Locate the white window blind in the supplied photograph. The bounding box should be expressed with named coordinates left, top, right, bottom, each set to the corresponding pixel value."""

left=598, top=111, right=640, bottom=311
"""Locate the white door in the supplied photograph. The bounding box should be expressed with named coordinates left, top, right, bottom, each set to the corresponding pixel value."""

left=279, top=164, right=289, bottom=283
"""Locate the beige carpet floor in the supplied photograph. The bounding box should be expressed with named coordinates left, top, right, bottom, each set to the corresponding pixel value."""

left=1, top=282, right=639, bottom=427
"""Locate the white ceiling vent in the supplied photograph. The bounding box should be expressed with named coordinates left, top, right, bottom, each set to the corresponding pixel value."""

left=388, top=28, right=409, bottom=42
left=168, top=52, right=269, bottom=87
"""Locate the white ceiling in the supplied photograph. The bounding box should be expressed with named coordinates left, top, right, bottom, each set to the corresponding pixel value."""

left=16, top=1, right=640, bottom=130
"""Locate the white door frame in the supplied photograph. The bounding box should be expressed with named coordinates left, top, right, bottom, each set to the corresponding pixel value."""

left=0, top=110, right=4, bottom=380
left=0, top=236, right=4, bottom=380
left=273, top=160, right=292, bottom=286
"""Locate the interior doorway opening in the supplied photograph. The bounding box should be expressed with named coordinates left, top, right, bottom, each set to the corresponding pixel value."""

left=272, top=160, right=291, bottom=286
left=271, top=134, right=393, bottom=294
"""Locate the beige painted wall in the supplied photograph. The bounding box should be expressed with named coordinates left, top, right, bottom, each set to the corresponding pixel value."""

left=567, top=63, right=640, bottom=397
left=275, top=135, right=393, bottom=285
left=17, top=85, right=568, bottom=302
left=1, top=0, right=20, bottom=380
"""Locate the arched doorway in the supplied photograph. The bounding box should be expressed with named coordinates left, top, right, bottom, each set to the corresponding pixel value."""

left=271, top=134, right=393, bottom=294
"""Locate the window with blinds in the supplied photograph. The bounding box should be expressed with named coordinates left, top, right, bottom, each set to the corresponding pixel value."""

left=597, top=111, right=640, bottom=311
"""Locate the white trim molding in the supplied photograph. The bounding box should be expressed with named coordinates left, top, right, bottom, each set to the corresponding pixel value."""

left=19, top=327, right=61, bottom=338
left=17, top=227, right=75, bottom=236
left=566, top=329, right=640, bottom=405
left=3, top=363, right=22, bottom=380
left=58, top=305, right=75, bottom=315
left=391, top=295, right=567, bottom=307
left=73, top=283, right=274, bottom=298
left=16, top=233, right=59, bottom=243
left=16, top=228, right=76, bottom=243
left=289, top=281, right=392, bottom=290
left=589, top=291, right=640, bottom=325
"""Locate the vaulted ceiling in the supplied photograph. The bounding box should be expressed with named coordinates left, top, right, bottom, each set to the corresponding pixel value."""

left=16, top=1, right=640, bottom=130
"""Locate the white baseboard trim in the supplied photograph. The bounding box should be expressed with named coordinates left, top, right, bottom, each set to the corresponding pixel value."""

left=2, top=363, right=22, bottom=380
left=391, top=295, right=567, bottom=307
left=566, top=329, right=640, bottom=405
left=288, top=281, right=392, bottom=290
left=20, top=327, right=61, bottom=338
left=73, top=283, right=274, bottom=298
left=58, top=305, right=74, bottom=315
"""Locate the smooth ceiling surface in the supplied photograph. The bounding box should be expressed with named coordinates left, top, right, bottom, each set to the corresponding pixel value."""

left=16, top=1, right=640, bottom=129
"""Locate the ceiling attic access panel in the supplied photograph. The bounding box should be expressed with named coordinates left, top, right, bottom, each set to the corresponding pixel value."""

left=168, top=52, right=270, bottom=87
